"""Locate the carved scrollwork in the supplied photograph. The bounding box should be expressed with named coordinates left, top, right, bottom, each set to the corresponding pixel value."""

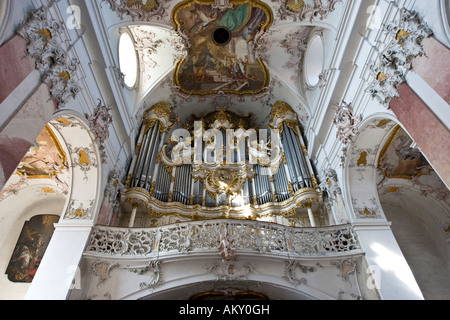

left=283, top=260, right=316, bottom=287
left=102, top=0, right=170, bottom=21
left=17, top=6, right=80, bottom=108
left=332, top=102, right=362, bottom=145
left=367, top=8, right=432, bottom=108
left=86, top=220, right=362, bottom=258
left=271, top=0, right=342, bottom=22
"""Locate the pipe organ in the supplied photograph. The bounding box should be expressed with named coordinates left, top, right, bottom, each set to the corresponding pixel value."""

left=121, top=101, right=323, bottom=227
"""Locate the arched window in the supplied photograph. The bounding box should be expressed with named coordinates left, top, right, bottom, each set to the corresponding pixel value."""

left=119, top=32, right=138, bottom=88
left=304, top=35, right=324, bottom=88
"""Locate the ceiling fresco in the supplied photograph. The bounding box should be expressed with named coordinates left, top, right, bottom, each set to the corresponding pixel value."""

left=16, top=125, right=68, bottom=179
left=102, top=0, right=343, bottom=125
left=378, top=125, right=431, bottom=180
left=172, top=0, right=273, bottom=96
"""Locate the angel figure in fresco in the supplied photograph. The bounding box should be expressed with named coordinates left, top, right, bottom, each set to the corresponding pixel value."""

left=189, top=8, right=218, bottom=33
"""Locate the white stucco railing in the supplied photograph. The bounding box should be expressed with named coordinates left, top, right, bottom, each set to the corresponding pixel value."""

left=85, top=220, right=361, bottom=258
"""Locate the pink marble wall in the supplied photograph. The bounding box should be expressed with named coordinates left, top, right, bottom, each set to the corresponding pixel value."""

left=412, top=37, right=450, bottom=104
left=390, top=83, right=450, bottom=188
left=0, top=35, right=35, bottom=104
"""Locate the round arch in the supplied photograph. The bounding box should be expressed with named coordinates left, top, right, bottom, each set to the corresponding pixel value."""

left=23, top=112, right=104, bottom=300
left=343, top=113, right=400, bottom=223
left=374, top=124, right=450, bottom=299
left=48, top=111, right=103, bottom=223
left=135, top=280, right=318, bottom=301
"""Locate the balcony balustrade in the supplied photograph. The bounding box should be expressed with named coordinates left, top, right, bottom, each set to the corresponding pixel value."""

left=85, top=219, right=361, bottom=259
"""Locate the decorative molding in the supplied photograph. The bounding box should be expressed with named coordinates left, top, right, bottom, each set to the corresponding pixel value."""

left=283, top=260, right=316, bottom=287
left=205, top=262, right=256, bottom=281
left=351, top=197, right=382, bottom=220
left=86, top=99, right=113, bottom=145
left=332, top=102, right=362, bottom=145
left=101, top=0, right=171, bottom=21
left=319, top=168, right=342, bottom=203
left=91, top=261, right=120, bottom=286
left=17, top=6, right=80, bottom=108
left=367, top=9, right=433, bottom=108
left=136, top=261, right=164, bottom=290
left=212, top=0, right=234, bottom=12
left=281, top=28, right=311, bottom=81
left=104, top=168, right=125, bottom=208
left=67, top=143, right=98, bottom=180
left=85, top=220, right=362, bottom=257
left=129, top=26, right=164, bottom=80
left=271, top=0, right=342, bottom=22
left=65, top=199, right=95, bottom=220
left=331, top=259, right=357, bottom=282
left=217, top=232, right=237, bottom=263
left=112, top=66, right=126, bottom=88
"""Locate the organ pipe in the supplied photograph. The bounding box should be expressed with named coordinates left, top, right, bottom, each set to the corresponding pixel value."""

left=126, top=102, right=320, bottom=211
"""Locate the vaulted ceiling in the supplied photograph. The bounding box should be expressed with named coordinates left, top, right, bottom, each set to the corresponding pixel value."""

left=93, top=0, right=345, bottom=130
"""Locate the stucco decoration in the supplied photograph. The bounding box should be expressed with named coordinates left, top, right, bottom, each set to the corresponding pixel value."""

left=367, top=9, right=432, bottom=108
left=102, top=0, right=171, bottom=21
left=86, top=99, right=113, bottom=144
left=271, top=0, right=342, bottom=22
left=129, top=26, right=164, bottom=80
left=66, top=144, right=98, bottom=180
left=65, top=199, right=95, bottom=220
left=205, top=262, right=256, bottom=281
left=319, top=168, right=342, bottom=203
left=104, top=168, right=125, bottom=207
left=86, top=220, right=361, bottom=257
left=281, top=27, right=312, bottom=81
left=332, top=101, right=362, bottom=145
left=283, top=260, right=316, bottom=287
left=17, top=6, right=80, bottom=108
left=345, top=118, right=398, bottom=221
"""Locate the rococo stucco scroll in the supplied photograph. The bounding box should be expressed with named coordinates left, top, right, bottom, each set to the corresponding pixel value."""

left=270, top=0, right=342, bottom=22
left=367, top=8, right=432, bottom=108
left=102, top=0, right=171, bottom=21
left=333, top=101, right=362, bottom=145
left=17, top=6, right=81, bottom=108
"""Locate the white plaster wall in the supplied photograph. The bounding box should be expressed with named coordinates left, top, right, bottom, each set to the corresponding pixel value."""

left=379, top=190, right=450, bottom=299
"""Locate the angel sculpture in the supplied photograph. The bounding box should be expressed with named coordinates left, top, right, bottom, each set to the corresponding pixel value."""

left=217, top=233, right=236, bottom=263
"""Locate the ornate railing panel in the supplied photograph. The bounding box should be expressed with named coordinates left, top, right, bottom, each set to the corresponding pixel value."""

left=85, top=220, right=361, bottom=258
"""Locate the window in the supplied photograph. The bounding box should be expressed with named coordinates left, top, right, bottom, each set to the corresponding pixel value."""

left=304, top=35, right=324, bottom=88
left=119, top=32, right=138, bottom=88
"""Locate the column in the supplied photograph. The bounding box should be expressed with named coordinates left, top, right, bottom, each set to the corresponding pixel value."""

left=128, top=204, right=139, bottom=228
left=390, top=83, right=450, bottom=188
left=412, top=37, right=450, bottom=104
left=305, top=202, right=316, bottom=227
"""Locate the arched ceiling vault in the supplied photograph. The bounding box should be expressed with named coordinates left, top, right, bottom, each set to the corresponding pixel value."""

left=98, top=0, right=345, bottom=128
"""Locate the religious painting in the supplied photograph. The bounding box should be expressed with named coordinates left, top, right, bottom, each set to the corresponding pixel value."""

left=5, top=215, right=59, bottom=283
left=173, top=0, right=273, bottom=96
